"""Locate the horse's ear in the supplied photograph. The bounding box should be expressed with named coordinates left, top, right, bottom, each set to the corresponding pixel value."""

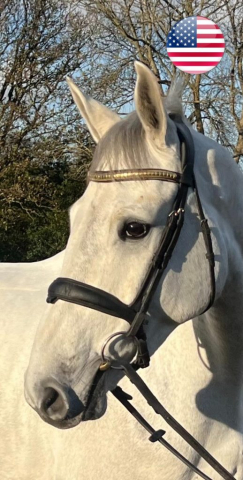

left=134, top=62, right=167, bottom=149
left=67, top=77, right=121, bottom=143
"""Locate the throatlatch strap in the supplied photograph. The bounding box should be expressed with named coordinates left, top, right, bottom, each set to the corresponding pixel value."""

left=193, top=176, right=216, bottom=312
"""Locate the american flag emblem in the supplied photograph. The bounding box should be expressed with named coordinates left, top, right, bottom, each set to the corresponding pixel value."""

left=167, top=16, right=225, bottom=74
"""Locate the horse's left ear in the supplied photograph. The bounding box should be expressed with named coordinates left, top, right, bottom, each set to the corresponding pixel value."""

left=67, top=77, right=121, bottom=143
left=134, top=62, right=168, bottom=149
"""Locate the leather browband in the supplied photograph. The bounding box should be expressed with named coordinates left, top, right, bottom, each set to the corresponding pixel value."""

left=87, top=169, right=181, bottom=184
left=87, top=166, right=193, bottom=188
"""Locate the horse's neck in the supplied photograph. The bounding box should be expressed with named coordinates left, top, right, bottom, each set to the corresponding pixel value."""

left=190, top=291, right=243, bottom=435
left=142, top=238, right=243, bottom=431
left=196, top=289, right=243, bottom=388
left=185, top=245, right=243, bottom=441
left=193, top=138, right=243, bottom=386
left=199, top=192, right=243, bottom=387
left=141, top=293, right=243, bottom=437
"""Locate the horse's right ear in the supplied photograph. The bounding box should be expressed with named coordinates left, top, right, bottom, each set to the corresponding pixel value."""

left=67, top=77, right=121, bottom=143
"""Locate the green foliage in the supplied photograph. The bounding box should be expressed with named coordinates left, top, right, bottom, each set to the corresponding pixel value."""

left=0, top=155, right=87, bottom=261
left=0, top=0, right=93, bottom=261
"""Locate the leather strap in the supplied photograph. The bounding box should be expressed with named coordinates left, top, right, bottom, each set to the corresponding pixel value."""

left=112, top=386, right=212, bottom=480
left=47, top=277, right=136, bottom=322
left=193, top=177, right=215, bottom=313
left=113, top=365, right=235, bottom=480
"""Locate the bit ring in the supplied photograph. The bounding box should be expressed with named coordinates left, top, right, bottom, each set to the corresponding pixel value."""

left=100, top=331, right=140, bottom=370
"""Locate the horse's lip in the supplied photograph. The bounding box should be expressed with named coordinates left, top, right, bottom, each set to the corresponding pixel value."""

left=38, top=410, right=84, bottom=429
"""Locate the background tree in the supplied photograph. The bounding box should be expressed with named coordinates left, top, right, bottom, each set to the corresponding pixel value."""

left=0, top=0, right=93, bottom=261
left=1, top=0, right=242, bottom=262
left=80, top=0, right=243, bottom=160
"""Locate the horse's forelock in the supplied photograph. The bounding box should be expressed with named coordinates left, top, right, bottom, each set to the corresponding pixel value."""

left=90, top=82, right=186, bottom=172
left=90, top=112, right=149, bottom=172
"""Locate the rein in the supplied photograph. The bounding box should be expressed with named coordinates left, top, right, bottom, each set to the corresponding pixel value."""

left=112, top=366, right=235, bottom=480
left=46, top=118, right=234, bottom=479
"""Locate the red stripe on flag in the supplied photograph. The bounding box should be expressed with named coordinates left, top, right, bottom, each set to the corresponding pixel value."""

left=196, top=24, right=220, bottom=29
left=197, top=16, right=212, bottom=20
left=195, top=42, right=225, bottom=47
left=173, top=61, right=219, bottom=66
left=167, top=52, right=224, bottom=57
left=197, top=33, right=224, bottom=38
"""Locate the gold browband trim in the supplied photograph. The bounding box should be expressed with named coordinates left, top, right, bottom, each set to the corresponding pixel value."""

left=87, top=169, right=181, bottom=184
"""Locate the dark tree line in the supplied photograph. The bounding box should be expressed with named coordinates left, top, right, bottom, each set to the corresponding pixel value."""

left=0, top=0, right=93, bottom=260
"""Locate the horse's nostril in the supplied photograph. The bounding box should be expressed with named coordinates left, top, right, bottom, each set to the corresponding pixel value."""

left=43, top=387, right=59, bottom=411
left=41, top=386, right=69, bottom=421
left=37, top=378, right=85, bottom=424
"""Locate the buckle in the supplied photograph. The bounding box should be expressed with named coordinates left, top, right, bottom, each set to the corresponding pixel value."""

left=134, top=339, right=150, bottom=369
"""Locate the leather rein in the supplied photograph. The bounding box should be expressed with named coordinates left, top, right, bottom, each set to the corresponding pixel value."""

left=46, top=118, right=235, bottom=480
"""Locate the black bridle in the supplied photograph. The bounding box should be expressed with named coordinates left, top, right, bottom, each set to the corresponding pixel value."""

left=46, top=118, right=235, bottom=479
left=47, top=118, right=215, bottom=368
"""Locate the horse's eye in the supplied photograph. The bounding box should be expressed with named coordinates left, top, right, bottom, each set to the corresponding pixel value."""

left=123, top=222, right=150, bottom=239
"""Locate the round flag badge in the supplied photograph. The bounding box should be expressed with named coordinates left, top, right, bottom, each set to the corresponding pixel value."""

left=167, top=16, right=225, bottom=74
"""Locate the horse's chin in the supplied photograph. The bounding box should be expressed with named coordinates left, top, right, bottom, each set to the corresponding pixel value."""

left=82, top=392, right=107, bottom=422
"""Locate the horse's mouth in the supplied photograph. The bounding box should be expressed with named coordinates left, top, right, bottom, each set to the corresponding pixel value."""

left=82, top=369, right=107, bottom=421
left=78, top=364, right=125, bottom=422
